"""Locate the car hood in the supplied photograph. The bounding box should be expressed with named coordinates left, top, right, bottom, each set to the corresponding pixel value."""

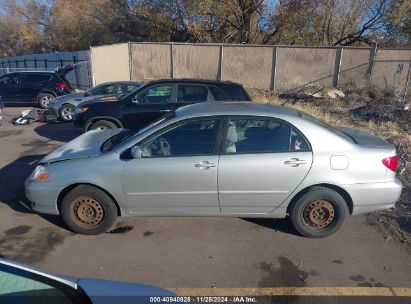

left=50, top=92, right=85, bottom=106
left=79, top=95, right=121, bottom=107
left=40, top=129, right=123, bottom=164
left=77, top=278, right=174, bottom=304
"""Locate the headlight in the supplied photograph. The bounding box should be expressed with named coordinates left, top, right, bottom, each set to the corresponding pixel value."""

left=76, top=107, right=89, bottom=114
left=31, top=165, right=50, bottom=182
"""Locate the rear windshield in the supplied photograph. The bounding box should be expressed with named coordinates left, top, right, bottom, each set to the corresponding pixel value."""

left=299, top=112, right=357, bottom=143
left=220, top=84, right=251, bottom=101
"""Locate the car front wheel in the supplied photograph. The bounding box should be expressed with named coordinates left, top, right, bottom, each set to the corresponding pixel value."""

left=89, top=120, right=117, bottom=131
left=289, top=186, right=349, bottom=238
left=58, top=104, right=75, bottom=121
left=60, top=185, right=117, bottom=235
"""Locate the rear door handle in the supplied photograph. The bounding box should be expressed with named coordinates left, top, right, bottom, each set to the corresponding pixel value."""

left=195, top=161, right=216, bottom=170
left=159, top=109, right=171, bottom=113
left=284, top=158, right=307, bottom=167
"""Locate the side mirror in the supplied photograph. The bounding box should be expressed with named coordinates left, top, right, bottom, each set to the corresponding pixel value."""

left=130, top=146, right=142, bottom=159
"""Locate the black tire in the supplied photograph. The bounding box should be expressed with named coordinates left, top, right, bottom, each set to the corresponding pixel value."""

left=58, top=104, right=75, bottom=122
left=289, top=186, right=349, bottom=238
left=60, top=185, right=117, bottom=235
left=37, top=93, right=55, bottom=109
left=89, top=120, right=117, bottom=131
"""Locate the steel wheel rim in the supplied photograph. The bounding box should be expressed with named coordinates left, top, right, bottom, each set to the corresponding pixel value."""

left=61, top=106, right=74, bottom=120
left=70, top=196, right=104, bottom=228
left=303, top=200, right=335, bottom=229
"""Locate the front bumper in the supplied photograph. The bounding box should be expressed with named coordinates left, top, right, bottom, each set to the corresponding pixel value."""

left=343, top=179, right=403, bottom=215
left=25, top=177, right=61, bottom=215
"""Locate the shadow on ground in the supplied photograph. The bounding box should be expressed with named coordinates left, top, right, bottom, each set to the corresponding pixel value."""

left=242, top=218, right=300, bottom=236
left=34, top=122, right=78, bottom=143
left=0, top=154, right=68, bottom=231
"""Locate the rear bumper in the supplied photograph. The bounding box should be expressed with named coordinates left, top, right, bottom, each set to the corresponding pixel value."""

left=342, top=179, right=403, bottom=215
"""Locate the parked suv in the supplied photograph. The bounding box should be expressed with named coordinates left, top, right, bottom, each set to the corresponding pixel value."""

left=73, top=79, right=251, bottom=131
left=0, top=65, right=75, bottom=108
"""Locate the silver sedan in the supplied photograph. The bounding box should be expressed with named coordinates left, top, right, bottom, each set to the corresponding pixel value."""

left=25, top=102, right=402, bottom=237
left=48, top=81, right=143, bottom=121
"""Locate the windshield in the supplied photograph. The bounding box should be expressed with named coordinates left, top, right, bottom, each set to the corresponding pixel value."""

left=100, top=130, right=134, bottom=153
left=118, top=83, right=147, bottom=101
left=100, top=113, right=175, bottom=153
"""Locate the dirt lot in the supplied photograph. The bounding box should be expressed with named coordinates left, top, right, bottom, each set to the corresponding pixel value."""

left=251, top=86, right=411, bottom=248
left=0, top=105, right=410, bottom=292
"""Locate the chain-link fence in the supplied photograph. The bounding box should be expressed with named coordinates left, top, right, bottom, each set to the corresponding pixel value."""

left=90, top=42, right=411, bottom=99
left=0, top=51, right=92, bottom=89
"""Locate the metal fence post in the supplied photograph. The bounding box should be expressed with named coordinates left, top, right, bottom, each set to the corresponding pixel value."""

left=128, top=41, right=132, bottom=81
left=218, top=44, right=224, bottom=81
left=170, top=42, right=174, bottom=79
left=333, top=47, right=343, bottom=88
left=34, top=58, right=37, bottom=69
left=270, top=46, right=278, bottom=91
left=60, top=58, right=64, bottom=67
left=44, top=59, right=48, bottom=69
left=73, top=55, right=80, bottom=88
left=367, top=44, right=378, bottom=86
left=23, top=59, right=27, bottom=69
left=403, top=59, right=411, bottom=103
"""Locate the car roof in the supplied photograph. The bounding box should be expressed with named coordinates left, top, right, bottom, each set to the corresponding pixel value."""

left=5, top=71, right=55, bottom=75
left=145, top=78, right=243, bottom=86
left=98, top=81, right=144, bottom=86
left=175, top=102, right=301, bottom=119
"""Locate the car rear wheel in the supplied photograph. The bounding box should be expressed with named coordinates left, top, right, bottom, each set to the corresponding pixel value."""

left=37, top=93, right=55, bottom=108
left=60, top=185, right=117, bottom=235
left=289, top=186, right=348, bottom=238
left=89, top=120, right=117, bottom=131
left=58, top=104, right=75, bottom=121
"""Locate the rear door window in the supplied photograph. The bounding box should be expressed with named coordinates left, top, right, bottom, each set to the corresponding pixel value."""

left=177, top=85, right=208, bottom=102
left=224, top=117, right=310, bottom=154
left=21, top=74, right=52, bottom=83
left=220, top=84, right=251, bottom=101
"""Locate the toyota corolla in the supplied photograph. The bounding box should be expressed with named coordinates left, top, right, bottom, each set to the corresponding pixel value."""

left=25, top=102, right=402, bottom=237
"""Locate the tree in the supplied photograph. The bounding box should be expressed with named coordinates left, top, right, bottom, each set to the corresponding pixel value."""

left=0, top=0, right=47, bottom=56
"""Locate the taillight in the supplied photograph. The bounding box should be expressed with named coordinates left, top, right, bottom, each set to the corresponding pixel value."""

left=56, top=82, right=68, bottom=89
left=382, top=156, right=398, bottom=172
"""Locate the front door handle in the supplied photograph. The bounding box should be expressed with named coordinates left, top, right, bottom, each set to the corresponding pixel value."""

left=284, top=158, right=307, bottom=167
left=195, top=161, right=216, bottom=170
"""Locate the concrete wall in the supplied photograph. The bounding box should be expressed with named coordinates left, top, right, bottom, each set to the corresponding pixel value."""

left=91, top=43, right=129, bottom=85
left=173, top=44, right=221, bottom=80
left=222, top=46, right=273, bottom=90
left=339, top=48, right=371, bottom=88
left=131, top=43, right=171, bottom=81
left=372, top=49, right=411, bottom=90
left=88, top=42, right=411, bottom=94
left=276, top=47, right=337, bottom=92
